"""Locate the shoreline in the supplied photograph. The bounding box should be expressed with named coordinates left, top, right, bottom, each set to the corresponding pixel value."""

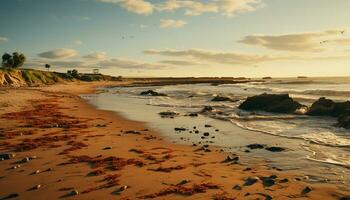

left=0, top=81, right=349, bottom=199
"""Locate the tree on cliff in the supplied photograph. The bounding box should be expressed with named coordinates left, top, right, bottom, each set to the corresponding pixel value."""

left=1, top=52, right=26, bottom=68
left=45, top=64, right=51, bottom=71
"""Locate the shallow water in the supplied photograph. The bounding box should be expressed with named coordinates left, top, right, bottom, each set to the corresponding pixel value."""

left=82, top=77, right=350, bottom=186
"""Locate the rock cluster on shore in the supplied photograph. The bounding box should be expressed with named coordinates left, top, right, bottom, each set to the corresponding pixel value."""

left=239, top=94, right=350, bottom=129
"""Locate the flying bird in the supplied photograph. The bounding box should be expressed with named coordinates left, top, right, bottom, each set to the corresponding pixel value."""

left=320, top=40, right=328, bottom=44
left=340, top=30, right=345, bottom=35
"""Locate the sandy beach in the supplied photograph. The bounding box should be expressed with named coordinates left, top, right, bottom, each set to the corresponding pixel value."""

left=0, top=81, right=348, bottom=200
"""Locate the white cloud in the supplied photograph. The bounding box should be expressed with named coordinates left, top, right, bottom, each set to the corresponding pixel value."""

left=98, top=0, right=262, bottom=17
left=144, top=48, right=293, bottom=65
left=238, top=29, right=347, bottom=52
left=98, top=0, right=154, bottom=15
left=160, top=19, right=187, bottom=28
left=99, top=58, right=171, bottom=69
left=0, top=37, right=8, bottom=43
left=83, top=51, right=107, bottom=60
left=38, top=48, right=78, bottom=59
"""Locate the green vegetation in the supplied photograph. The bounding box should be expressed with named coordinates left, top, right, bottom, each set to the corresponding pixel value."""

left=1, top=52, right=26, bottom=68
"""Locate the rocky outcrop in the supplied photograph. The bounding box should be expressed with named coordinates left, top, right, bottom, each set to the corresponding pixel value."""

left=307, top=97, right=350, bottom=117
left=307, top=97, right=350, bottom=129
left=140, top=90, right=167, bottom=96
left=239, top=93, right=305, bottom=114
left=0, top=69, right=121, bottom=87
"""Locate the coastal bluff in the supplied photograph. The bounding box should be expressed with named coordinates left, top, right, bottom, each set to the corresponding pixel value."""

left=0, top=68, right=121, bottom=87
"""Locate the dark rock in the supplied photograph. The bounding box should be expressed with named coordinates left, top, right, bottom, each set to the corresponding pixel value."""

left=246, top=144, right=265, bottom=149
left=239, top=93, right=305, bottom=114
left=215, top=129, right=219, bottom=132
left=269, top=175, right=277, bottom=179
left=194, top=130, right=199, bottom=134
left=224, top=155, right=240, bottom=163
left=176, top=179, right=191, bottom=186
left=307, top=97, right=350, bottom=117
left=0, top=153, right=15, bottom=160
left=244, top=177, right=259, bottom=186
left=340, top=197, right=350, bottom=200
left=2, top=193, right=19, bottom=199
left=301, top=186, right=312, bottom=195
left=201, top=106, right=213, bottom=112
left=124, top=130, right=141, bottom=134
left=103, top=146, right=112, bottom=150
left=211, top=96, right=238, bottom=102
left=265, top=146, right=285, bottom=152
left=204, top=124, right=212, bottom=127
left=174, top=127, right=186, bottom=131
left=279, top=178, right=289, bottom=183
left=70, top=189, right=79, bottom=196
left=203, top=132, right=210, bottom=136
left=232, top=184, right=242, bottom=190
left=159, top=111, right=179, bottom=118
left=261, top=177, right=275, bottom=187
left=140, top=90, right=167, bottom=96
left=243, top=167, right=252, bottom=171
left=188, top=113, right=198, bottom=117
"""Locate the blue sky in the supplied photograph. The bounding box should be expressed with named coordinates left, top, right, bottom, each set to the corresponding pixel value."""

left=1, top=0, right=350, bottom=77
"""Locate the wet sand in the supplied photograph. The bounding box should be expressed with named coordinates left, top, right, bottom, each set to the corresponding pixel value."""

left=0, top=81, right=349, bottom=200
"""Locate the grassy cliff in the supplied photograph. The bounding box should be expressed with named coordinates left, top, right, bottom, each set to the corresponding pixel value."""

left=0, top=68, right=121, bottom=87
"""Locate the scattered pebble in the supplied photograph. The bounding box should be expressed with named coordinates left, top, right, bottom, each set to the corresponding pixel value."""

left=203, top=132, right=210, bottom=137
left=244, top=177, right=259, bottom=186
left=70, top=189, right=79, bottom=196
left=103, top=146, right=112, bottom=150
left=301, top=186, right=312, bottom=195
left=232, top=184, right=242, bottom=190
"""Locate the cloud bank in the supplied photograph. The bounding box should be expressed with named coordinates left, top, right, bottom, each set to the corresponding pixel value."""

left=38, top=48, right=78, bottom=59
left=160, top=19, right=187, bottom=28
left=238, top=29, right=348, bottom=52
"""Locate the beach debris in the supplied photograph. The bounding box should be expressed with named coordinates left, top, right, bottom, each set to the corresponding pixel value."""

left=279, top=178, right=289, bottom=183
left=124, top=130, right=141, bottom=134
left=265, top=146, right=285, bottom=152
left=140, top=90, right=167, bottom=96
left=246, top=144, right=265, bottom=149
left=224, top=155, right=239, bottom=163
left=11, top=165, right=21, bottom=169
left=211, top=96, right=238, bottom=102
left=256, top=193, right=273, bottom=200
left=149, top=165, right=185, bottom=173
left=70, top=189, right=79, bottom=196
left=34, top=184, right=41, bottom=190
left=140, top=182, right=219, bottom=198
left=301, top=186, right=312, bottom=195
left=87, top=169, right=106, bottom=176
left=244, top=177, right=259, bottom=186
left=201, top=106, right=213, bottom=112
left=159, top=111, right=179, bottom=118
left=96, top=124, right=107, bottom=127
left=0, top=153, right=16, bottom=160
left=232, top=184, right=242, bottom=190
left=176, top=179, right=191, bottom=186
left=1, top=193, right=19, bottom=199
left=174, top=127, right=186, bottom=132
left=188, top=113, right=198, bottom=117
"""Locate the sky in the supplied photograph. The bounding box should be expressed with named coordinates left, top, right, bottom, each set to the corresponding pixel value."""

left=0, top=0, right=350, bottom=77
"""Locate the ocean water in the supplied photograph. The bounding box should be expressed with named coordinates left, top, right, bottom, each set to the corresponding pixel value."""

left=83, top=77, right=350, bottom=186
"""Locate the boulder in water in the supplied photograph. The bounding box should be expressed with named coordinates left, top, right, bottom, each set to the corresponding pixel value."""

left=337, top=115, right=350, bottom=129
left=239, top=93, right=304, bottom=114
left=307, top=97, right=350, bottom=117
